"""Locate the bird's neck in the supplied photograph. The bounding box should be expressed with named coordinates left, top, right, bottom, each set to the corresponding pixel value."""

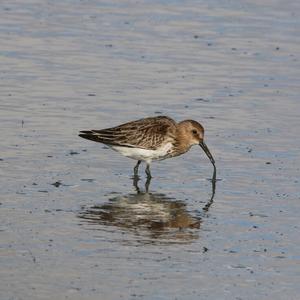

left=173, top=128, right=193, bottom=155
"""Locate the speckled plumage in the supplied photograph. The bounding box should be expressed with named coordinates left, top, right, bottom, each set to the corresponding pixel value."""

left=79, top=116, right=215, bottom=178
left=80, top=116, right=176, bottom=150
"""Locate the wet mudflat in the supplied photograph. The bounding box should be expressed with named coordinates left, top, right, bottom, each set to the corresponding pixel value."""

left=1, top=1, right=300, bottom=299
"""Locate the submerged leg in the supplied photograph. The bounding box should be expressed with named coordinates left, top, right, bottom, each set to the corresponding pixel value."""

left=145, top=164, right=152, bottom=178
left=133, top=175, right=140, bottom=193
left=134, top=160, right=141, bottom=176
left=145, top=176, right=151, bottom=193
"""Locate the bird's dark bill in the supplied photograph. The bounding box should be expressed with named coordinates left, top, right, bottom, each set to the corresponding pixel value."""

left=199, top=141, right=215, bottom=165
left=199, top=141, right=216, bottom=181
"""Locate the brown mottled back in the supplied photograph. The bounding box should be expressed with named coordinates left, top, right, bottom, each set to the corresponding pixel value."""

left=79, top=116, right=177, bottom=149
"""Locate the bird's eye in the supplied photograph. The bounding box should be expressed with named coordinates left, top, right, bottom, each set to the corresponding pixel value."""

left=192, top=129, right=198, bottom=135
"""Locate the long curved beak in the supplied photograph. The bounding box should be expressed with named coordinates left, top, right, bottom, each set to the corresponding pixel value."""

left=199, top=140, right=216, bottom=180
left=199, top=141, right=215, bottom=164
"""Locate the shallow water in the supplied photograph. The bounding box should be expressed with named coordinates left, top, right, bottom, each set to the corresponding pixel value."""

left=1, top=1, right=300, bottom=299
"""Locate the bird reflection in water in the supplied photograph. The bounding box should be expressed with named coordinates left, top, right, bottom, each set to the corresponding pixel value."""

left=78, top=176, right=216, bottom=244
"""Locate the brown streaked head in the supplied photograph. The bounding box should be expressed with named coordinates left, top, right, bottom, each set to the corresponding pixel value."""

left=178, top=120, right=216, bottom=179
left=177, top=120, right=205, bottom=147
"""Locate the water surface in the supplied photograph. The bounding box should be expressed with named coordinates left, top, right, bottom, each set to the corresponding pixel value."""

left=1, top=1, right=300, bottom=299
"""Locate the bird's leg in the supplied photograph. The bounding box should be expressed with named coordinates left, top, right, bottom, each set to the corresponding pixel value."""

left=145, top=176, right=151, bottom=192
left=145, top=164, right=152, bottom=179
left=133, top=176, right=140, bottom=193
left=134, top=160, right=141, bottom=176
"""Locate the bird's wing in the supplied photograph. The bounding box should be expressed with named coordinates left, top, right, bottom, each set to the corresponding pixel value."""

left=79, top=116, right=177, bottom=149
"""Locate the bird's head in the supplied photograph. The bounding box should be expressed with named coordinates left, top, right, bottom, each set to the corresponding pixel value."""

left=178, top=120, right=215, bottom=166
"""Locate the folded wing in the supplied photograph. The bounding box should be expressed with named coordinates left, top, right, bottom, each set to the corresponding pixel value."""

left=79, top=116, right=176, bottom=150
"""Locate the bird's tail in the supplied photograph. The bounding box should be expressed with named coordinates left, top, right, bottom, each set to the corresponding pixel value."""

left=78, top=131, right=105, bottom=143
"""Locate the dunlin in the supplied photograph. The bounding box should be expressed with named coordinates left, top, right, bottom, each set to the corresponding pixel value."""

left=79, top=116, right=216, bottom=179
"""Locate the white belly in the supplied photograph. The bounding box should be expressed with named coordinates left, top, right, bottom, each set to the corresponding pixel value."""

left=111, top=143, right=173, bottom=163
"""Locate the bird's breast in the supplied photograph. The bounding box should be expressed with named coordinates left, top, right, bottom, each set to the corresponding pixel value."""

left=111, top=142, right=174, bottom=163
